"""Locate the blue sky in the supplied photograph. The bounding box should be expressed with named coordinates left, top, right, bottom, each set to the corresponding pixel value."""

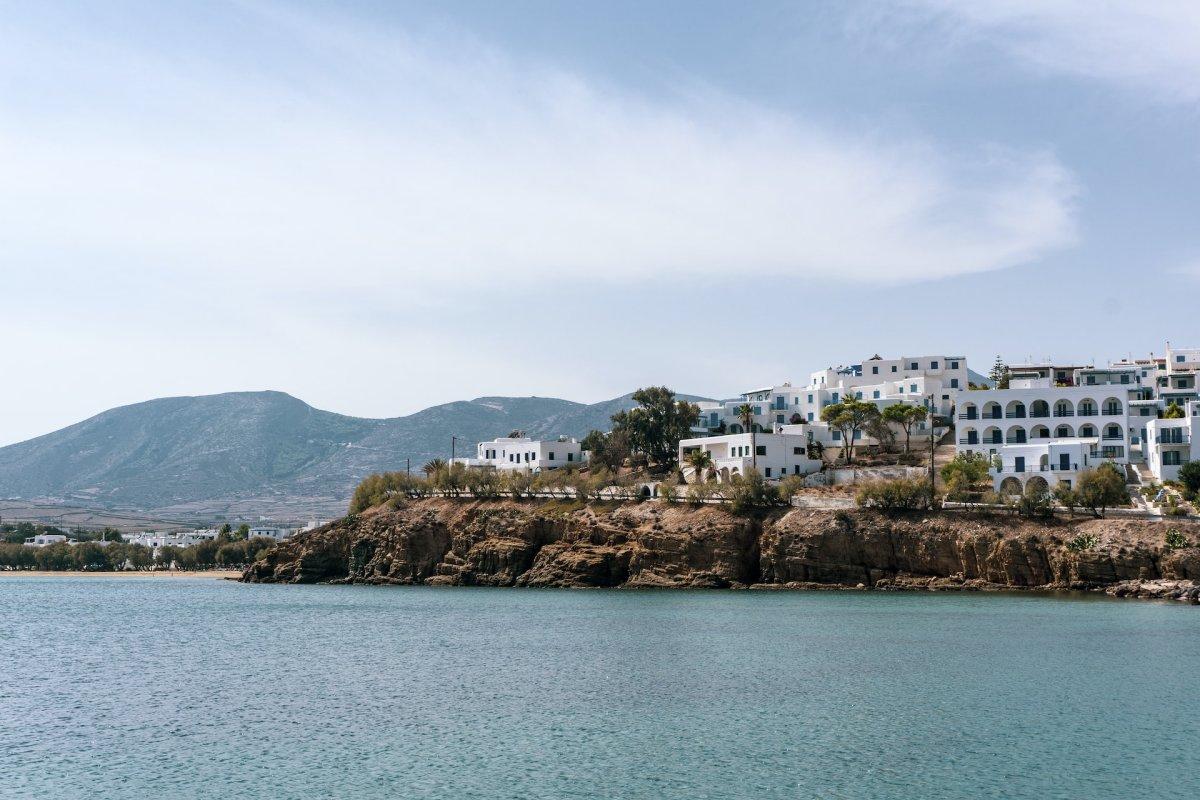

left=2, top=0, right=1199, bottom=445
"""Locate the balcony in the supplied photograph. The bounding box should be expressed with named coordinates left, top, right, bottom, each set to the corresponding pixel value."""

left=1050, top=463, right=1079, bottom=472
left=958, top=413, right=977, bottom=420
left=1077, top=410, right=1098, bottom=417
left=1005, top=412, right=1026, bottom=419
left=1054, top=409, right=1075, bottom=417
left=1029, top=411, right=1050, bottom=418
left=958, top=438, right=979, bottom=445
left=1156, top=432, right=1191, bottom=445
left=1005, top=436, right=1028, bottom=444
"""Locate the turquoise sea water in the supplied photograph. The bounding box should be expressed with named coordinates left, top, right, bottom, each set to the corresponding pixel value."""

left=1, top=579, right=1198, bottom=799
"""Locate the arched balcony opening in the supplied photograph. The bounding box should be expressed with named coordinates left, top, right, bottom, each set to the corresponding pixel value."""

left=982, top=401, right=1002, bottom=420
left=1005, top=425, right=1027, bottom=444
left=1030, top=400, right=1050, bottom=418
left=1031, top=425, right=1050, bottom=439
left=1102, top=397, right=1123, bottom=416
left=1005, top=400, right=1026, bottom=419
left=983, top=426, right=1002, bottom=445
left=1103, top=423, right=1124, bottom=441
left=1077, top=398, right=1098, bottom=417
left=1054, top=400, right=1075, bottom=418
left=1055, top=424, right=1074, bottom=438
left=1079, top=424, right=1097, bottom=438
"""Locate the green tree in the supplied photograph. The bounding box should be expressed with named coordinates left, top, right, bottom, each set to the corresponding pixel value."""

left=989, top=355, right=1010, bottom=389
left=581, top=429, right=631, bottom=473
left=1178, top=460, right=1200, bottom=497
left=1076, top=463, right=1128, bottom=518
left=940, top=451, right=991, bottom=498
left=609, top=387, right=700, bottom=472
left=235, top=524, right=250, bottom=540
left=736, top=403, right=757, bottom=469
left=882, top=403, right=929, bottom=453
left=422, top=458, right=447, bottom=477
left=820, top=399, right=881, bottom=464
left=684, top=448, right=714, bottom=484
left=1163, top=402, right=1185, bottom=419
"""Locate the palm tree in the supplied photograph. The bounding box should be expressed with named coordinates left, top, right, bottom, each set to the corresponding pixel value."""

left=685, top=449, right=714, bottom=485
left=422, top=458, right=447, bottom=477
left=736, top=403, right=757, bottom=470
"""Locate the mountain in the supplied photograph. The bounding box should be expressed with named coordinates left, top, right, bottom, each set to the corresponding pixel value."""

left=0, top=390, right=709, bottom=518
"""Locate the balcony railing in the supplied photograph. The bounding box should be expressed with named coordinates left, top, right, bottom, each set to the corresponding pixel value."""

left=1005, top=412, right=1026, bottom=418
left=1156, top=433, right=1191, bottom=444
left=1055, top=409, right=1075, bottom=417
left=1029, top=410, right=1050, bottom=418
left=958, top=438, right=978, bottom=445
left=1077, top=410, right=1098, bottom=417
left=1005, top=436, right=1028, bottom=444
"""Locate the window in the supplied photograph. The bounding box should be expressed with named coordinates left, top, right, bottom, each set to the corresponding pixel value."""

left=910, top=362, right=918, bottom=370
left=755, top=445, right=766, bottom=456
left=548, top=452, right=555, bottom=460
left=832, top=430, right=842, bottom=441
left=873, top=390, right=880, bottom=399
left=853, top=430, right=861, bottom=440
left=807, top=412, right=813, bottom=421
left=1121, top=375, right=1129, bottom=384
left=567, top=453, right=573, bottom=462
left=910, top=384, right=917, bottom=392
left=931, top=361, right=939, bottom=369
left=793, top=447, right=802, bottom=455
left=794, top=465, right=801, bottom=475
left=855, top=391, right=862, bottom=399
left=1177, top=355, right=1185, bottom=363
left=807, top=394, right=813, bottom=403
left=776, top=414, right=784, bottom=424
left=872, top=366, right=878, bottom=374
left=764, top=468, right=772, bottom=477
left=950, top=360, right=959, bottom=369
left=950, top=378, right=959, bottom=388
left=832, top=392, right=839, bottom=402
left=1164, top=451, right=1181, bottom=465
left=891, top=366, right=897, bottom=372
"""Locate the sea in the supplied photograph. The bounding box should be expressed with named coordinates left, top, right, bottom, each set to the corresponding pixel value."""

left=1, top=577, right=1198, bottom=799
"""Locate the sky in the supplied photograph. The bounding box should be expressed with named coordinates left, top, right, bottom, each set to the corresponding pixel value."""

left=2, top=0, right=1199, bottom=445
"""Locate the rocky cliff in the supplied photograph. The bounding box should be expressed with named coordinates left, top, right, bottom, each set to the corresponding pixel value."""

left=242, top=499, right=1200, bottom=600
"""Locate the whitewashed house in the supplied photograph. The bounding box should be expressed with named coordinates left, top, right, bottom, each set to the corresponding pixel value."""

left=677, top=432, right=822, bottom=483
left=22, top=533, right=68, bottom=547
left=1144, top=401, right=1199, bottom=482
left=248, top=526, right=292, bottom=542
left=452, top=435, right=586, bottom=473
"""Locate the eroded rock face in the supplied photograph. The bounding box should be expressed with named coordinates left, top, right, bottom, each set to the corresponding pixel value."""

left=242, top=499, right=1200, bottom=598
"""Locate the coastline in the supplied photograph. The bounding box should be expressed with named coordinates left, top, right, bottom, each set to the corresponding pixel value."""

left=0, top=569, right=242, bottom=579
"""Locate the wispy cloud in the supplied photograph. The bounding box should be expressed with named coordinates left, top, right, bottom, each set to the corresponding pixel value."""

left=889, top=1, right=1200, bottom=103
left=0, top=1, right=1076, bottom=296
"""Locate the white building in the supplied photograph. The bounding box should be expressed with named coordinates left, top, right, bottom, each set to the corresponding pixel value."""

left=1144, top=401, right=1199, bottom=482
left=958, top=369, right=1133, bottom=492
left=452, top=435, right=586, bottom=473
left=678, top=432, right=822, bottom=483
left=248, top=526, right=292, bottom=542
left=22, top=533, right=68, bottom=547
left=124, top=529, right=219, bottom=551
left=693, top=353, right=966, bottom=451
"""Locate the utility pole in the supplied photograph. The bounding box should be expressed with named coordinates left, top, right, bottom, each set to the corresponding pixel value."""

left=406, top=458, right=410, bottom=476
left=451, top=435, right=458, bottom=464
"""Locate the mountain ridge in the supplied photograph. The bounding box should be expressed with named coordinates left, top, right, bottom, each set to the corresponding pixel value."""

left=0, top=389, right=711, bottom=516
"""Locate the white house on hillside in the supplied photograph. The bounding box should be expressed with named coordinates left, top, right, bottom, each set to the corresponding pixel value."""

left=1144, top=401, right=1199, bottom=482
left=678, top=432, right=822, bottom=483
left=452, top=435, right=586, bottom=473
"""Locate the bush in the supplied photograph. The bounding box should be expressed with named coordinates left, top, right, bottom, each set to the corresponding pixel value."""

left=686, top=482, right=714, bottom=506
left=776, top=474, right=806, bottom=500
left=856, top=478, right=935, bottom=512
left=1076, top=463, right=1128, bottom=518
left=1015, top=484, right=1054, bottom=518
left=1179, top=461, right=1200, bottom=497
left=1165, top=529, right=1192, bottom=550
left=729, top=471, right=782, bottom=516
left=1066, top=532, right=1099, bottom=552
left=940, top=452, right=991, bottom=491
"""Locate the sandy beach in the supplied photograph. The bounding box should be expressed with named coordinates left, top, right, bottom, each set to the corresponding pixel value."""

left=0, top=570, right=242, bottom=580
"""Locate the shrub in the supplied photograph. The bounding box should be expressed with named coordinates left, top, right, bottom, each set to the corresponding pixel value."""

left=1165, top=529, right=1192, bottom=550
left=776, top=474, right=806, bottom=500
left=1066, top=532, right=1099, bottom=552
left=1053, top=483, right=1080, bottom=516
left=659, top=480, right=679, bottom=504
left=729, top=471, right=782, bottom=516
left=940, top=452, right=991, bottom=491
left=1015, top=484, right=1054, bottom=518
left=1179, top=461, right=1200, bottom=497
left=856, top=477, right=935, bottom=512
left=686, top=482, right=714, bottom=506
left=1076, top=463, right=1128, bottom=518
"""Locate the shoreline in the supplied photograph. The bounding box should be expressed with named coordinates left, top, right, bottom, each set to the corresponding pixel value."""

left=0, top=569, right=242, bottom=579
